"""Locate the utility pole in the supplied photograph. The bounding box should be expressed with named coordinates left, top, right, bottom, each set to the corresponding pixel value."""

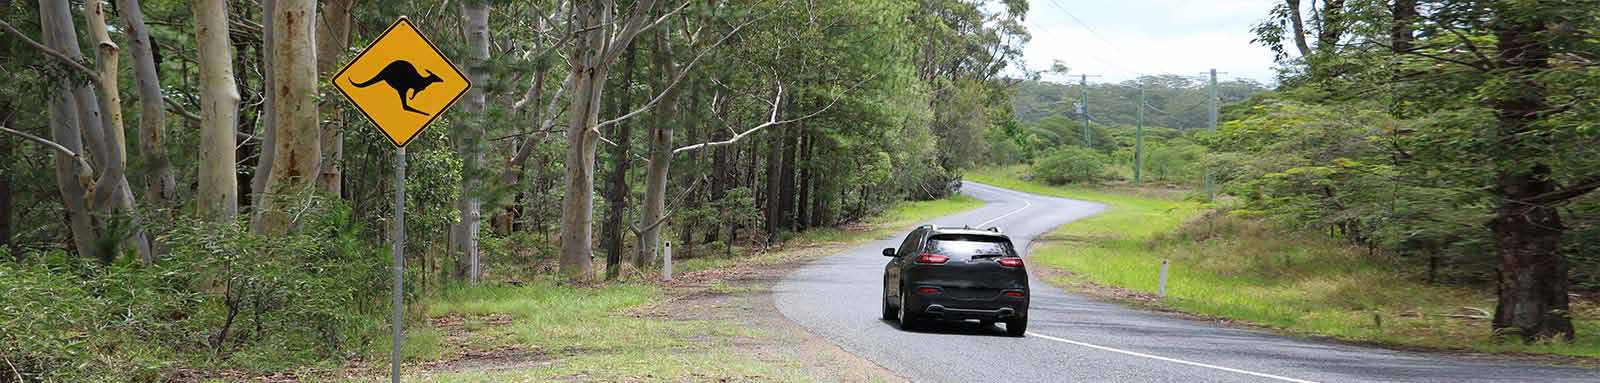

left=1134, top=81, right=1145, bottom=184
left=1204, top=68, right=1219, bottom=200
left=1079, top=74, right=1094, bottom=148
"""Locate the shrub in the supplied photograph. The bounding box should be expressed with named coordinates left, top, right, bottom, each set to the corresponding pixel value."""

left=0, top=197, right=391, bottom=381
left=1030, top=147, right=1109, bottom=185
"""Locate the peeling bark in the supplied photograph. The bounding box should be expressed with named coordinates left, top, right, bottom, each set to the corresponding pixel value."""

left=256, top=0, right=320, bottom=235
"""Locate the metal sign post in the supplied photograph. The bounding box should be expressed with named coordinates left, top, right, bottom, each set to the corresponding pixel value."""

left=332, top=16, right=470, bottom=383
left=390, top=146, right=406, bottom=383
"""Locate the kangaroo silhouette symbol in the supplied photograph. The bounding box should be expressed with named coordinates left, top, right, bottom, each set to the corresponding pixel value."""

left=349, top=60, right=443, bottom=116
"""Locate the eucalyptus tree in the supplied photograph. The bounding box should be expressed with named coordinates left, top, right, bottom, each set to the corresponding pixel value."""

left=256, top=0, right=321, bottom=235
left=194, top=0, right=242, bottom=220
left=557, top=0, right=670, bottom=280
left=1248, top=0, right=1600, bottom=341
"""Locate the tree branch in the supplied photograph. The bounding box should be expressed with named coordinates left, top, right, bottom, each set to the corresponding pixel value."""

left=591, top=12, right=769, bottom=134
left=627, top=175, right=705, bottom=235
left=1523, top=176, right=1600, bottom=205
left=672, top=75, right=870, bottom=155
left=0, top=19, right=103, bottom=87
left=1, top=124, right=94, bottom=179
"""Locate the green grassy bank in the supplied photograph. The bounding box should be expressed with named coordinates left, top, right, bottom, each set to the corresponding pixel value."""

left=966, top=166, right=1599, bottom=360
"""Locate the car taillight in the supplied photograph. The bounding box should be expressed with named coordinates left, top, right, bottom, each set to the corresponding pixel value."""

left=916, top=287, right=942, bottom=295
left=1004, top=290, right=1026, bottom=298
left=914, top=253, right=949, bottom=264
left=996, top=257, right=1024, bottom=267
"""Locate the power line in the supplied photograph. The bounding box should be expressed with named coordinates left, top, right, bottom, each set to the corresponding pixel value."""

left=1042, top=0, right=1118, bottom=50
left=1024, top=20, right=1125, bottom=73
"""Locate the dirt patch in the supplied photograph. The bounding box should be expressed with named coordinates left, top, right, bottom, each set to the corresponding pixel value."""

left=644, top=245, right=907, bottom=383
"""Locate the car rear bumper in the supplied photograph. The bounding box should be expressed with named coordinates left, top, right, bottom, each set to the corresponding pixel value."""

left=906, top=293, right=1028, bottom=321
left=923, top=304, right=1021, bottom=320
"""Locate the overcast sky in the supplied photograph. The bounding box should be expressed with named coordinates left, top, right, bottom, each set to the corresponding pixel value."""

left=1019, top=0, right=1281, bottom=85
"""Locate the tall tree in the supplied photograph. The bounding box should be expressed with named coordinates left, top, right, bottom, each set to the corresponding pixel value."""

left=315, top=0, right=355, bottom=196
left=1244, top=0, right=1600, bottom=341
left=32, top=0, right=99, bottom=259
left=87, top=0, right=155, bottom=263
left=559, top=0, right=664, bottom=281
left=194, top=0, right=241, bottom=220
left=256, top=0, right=320, bottom=235
left=634, top=22, right=683, bottom=269
left=116, top=0, right=176, bottom=203
left=457, top=0, right=490, bottom=283
left=601, top=46, right=637, bottom=280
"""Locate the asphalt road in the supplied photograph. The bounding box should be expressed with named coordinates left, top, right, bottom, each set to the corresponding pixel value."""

left=774, top=182, right=1599, bottom=382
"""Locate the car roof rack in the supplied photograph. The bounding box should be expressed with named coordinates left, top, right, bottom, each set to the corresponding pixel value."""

left=986, top=227, right=1001, bottom=233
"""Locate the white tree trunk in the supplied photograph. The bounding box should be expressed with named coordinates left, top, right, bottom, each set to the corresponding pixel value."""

left=194, top=0, right=240, bottom=221
left=251, top=0, right=277, bottom=220
left=558, top=1, right=608, bottom=281
left=116, top=0, right=176, bottom=203
left=87, top=0, right=153, bottom=263
left=257, top=0, right=320, bottom=235
left=457, top=1, right=490, bottom=283
left=37, top=0, right=97, bottom=259
left=557, top=0, right=662, bottom=281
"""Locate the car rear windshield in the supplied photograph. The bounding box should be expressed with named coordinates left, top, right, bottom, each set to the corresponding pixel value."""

left=926, top=234, right=1014, bottom=260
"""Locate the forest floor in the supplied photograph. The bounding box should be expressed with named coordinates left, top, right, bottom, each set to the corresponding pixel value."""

left=329, top=196, right=981, bottom=382
left=967, top=166, right=1600, bottom=363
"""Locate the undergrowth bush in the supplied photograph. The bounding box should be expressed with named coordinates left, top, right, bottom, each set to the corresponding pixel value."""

left=1031, top=147, right=1110, bottom=185
left=0, top=197, right=390, bottom=382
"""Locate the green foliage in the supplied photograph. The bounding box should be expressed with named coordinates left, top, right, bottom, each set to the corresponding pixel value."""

left=0, top=199, right=390, bottom=381
left=1030, top=147, right=1110, bottom=185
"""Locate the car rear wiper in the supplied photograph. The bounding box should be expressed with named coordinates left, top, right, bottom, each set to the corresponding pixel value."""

left=970, top=253, right=1006, bottom=260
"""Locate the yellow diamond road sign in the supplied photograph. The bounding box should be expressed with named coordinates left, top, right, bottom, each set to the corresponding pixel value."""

left=333, top=17, right=470, bottom=148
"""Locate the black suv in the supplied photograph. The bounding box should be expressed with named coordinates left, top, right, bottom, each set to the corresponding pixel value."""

left=882, top=225, right=1029, bottom=336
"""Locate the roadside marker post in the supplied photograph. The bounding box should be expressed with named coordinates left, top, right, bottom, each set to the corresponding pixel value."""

left=331, top=16, right=471, bottom=383
left=1158, top=259, right=1169, bottom=298
left=663, top=241, right=674, bottom=282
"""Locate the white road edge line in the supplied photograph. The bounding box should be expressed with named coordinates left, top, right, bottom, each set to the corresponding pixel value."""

left=1027, top=331, right=1323, bottom=383
left=976, top=188, right=1031, bottom=227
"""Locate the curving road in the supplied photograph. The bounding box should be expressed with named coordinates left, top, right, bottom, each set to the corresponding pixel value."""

left=775, top=182, right=1599, bottom=382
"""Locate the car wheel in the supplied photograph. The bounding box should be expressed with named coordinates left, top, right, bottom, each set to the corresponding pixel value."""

left=898, top=290, right=918, bottom=331
left=1005, top=317, right=1027, bottom=337
left=882, top=288, right=898, bottom=320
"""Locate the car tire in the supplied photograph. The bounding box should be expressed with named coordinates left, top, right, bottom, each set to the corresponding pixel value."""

left=898, top=291, right=918, bottom=331
left=882, top=290, right=899, bottom=320
left=1005, top=317, right=1027, bottom=337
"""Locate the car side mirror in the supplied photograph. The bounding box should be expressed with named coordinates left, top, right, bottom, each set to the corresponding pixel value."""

left=882, top=248, right=896, bottom=257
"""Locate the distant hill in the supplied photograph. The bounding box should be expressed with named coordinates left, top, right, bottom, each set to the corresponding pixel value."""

left=1013, top=76, right=1269, bottom=130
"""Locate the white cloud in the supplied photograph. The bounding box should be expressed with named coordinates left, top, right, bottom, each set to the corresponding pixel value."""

left=1020, top=0, right=1280, bottom=85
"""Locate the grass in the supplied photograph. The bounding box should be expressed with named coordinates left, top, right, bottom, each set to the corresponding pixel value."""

left=969, top=165, right=1600, bottom=360
left=359, top=194, right=984, bottom=381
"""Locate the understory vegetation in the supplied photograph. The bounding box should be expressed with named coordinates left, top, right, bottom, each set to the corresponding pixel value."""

left=1, top=0, right=1020, bottom=380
